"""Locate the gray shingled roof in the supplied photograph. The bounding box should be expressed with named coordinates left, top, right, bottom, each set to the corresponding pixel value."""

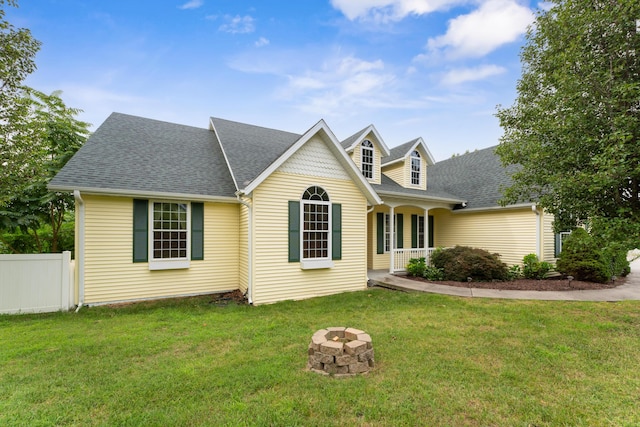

left=50, top=113, right=516, bottom=210
left=372, top=175, right=464, bottom=202
left=210, top=117, right=301, bottom=188
left=340, top=126, right=368, bottom=150
left=49, top=113, right=237, bottom=198
left=428, top=146, right=520, bottom=210
left=383, top=138, right=420, bottom=164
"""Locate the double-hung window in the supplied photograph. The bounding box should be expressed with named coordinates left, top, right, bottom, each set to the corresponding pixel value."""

left=361, top=140, right=374, bottom=179
left=302, top=186, right=330, bottom=261
left=152, top=202, right=188, bottom=261
left=410, top=150, right=421, bottom=186
left=288, top=186, right=342, bottom=269
left=376, top=213, right=403, bottom=254
left=133, top=199, right=204, bottom=270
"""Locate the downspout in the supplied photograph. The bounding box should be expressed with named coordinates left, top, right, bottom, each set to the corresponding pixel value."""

left=73, top=190, right=85, bottom=312
left=389, top=206, right=395, bottom=274
left=532, top=203, right=541, bottom=258
left=236, top=193, right=253, bottom=305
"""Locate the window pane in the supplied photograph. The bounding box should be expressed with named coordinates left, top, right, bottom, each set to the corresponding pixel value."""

left=152, top=202, right=188, bottom=260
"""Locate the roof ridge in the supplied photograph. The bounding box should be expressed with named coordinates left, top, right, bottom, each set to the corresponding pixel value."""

left=210, top=116, right=302, bottom=138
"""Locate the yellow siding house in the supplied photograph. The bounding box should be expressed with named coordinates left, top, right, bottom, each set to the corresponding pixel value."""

left=50, top=112, right=558, bottom=307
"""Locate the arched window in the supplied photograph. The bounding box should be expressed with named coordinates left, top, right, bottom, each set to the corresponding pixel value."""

left=361, top=140, right=374, bottom=179
left=410, top=150, right=421, bottom=185
left=302, top=186, right=330, bottom=260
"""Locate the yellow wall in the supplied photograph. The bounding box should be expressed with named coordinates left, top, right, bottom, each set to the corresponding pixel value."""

left=382, top=162, right=405, bottom=187
left=250, top=135, right=369, bottom=305
left=82, top=195, right=240, bottom=304
left=432, top=208, right=537, bottom=266
left=542, top=211, right=556, bottom=262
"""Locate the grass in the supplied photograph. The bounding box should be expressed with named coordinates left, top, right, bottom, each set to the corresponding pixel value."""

left=1, top=288, right=639, bottom=426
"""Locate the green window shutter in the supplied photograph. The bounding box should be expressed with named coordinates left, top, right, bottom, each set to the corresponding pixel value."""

left=191, top=202, right=204, bottom=261
left=554, top=233, right=561, bottom=258
left=288, top=201, right=300, bottom=262
left=133, top=199, right=148, bottom=263
left=396, top=214, right=403, bottom=249
left=376, top=212, right=384, bottom=254
left=428, top=215, right=434, bottom=248
left=411, top=214, right=418, bottom=248
left=332, top=203, right=342, bottom=260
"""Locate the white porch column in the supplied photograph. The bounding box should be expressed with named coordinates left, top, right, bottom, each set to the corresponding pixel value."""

left=424, top=208, right=430, bottom=260
left=389, top=206, right=395, bottom=274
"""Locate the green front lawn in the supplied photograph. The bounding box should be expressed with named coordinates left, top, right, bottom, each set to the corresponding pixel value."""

left=1, top=289, right=639, bottom=426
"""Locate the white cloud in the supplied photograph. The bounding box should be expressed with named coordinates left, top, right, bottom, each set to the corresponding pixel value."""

left=330, top=0, right=468, bottom=23
left=441, top=64, right=506, bottom=85
left=285, top=56, right=407, bottom=115
left=255, top=37, right=270, bottom=47
left=427, top=0, right=534, bottom=58
left=219, top=15, right=255, bottom=34
left=178, top=0, right=203, bottom=10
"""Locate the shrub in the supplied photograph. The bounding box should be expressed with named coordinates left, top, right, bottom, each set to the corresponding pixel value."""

left=431, top=245, right=508, bottom=282
left=599, top=243, right=630, bottom=278
left=522, top=254, right=552, bottom=279
left=406, top=257, right=426, bottom=277
left=556, top=228, right=609, bottom=283
left=507, top=264, right=523, bottom=280
left=423, top=265, right=445, bottom=281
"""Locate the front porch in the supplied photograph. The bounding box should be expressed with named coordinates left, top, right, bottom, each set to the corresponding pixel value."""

left=393, top=248, right=437, bottom=273
left=367, top=201, right=452, bottom=274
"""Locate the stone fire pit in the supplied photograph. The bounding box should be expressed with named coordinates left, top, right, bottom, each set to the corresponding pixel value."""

left=307, top=327, right=374, bottom=376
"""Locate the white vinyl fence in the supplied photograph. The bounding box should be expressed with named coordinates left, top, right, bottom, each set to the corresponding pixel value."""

left=0, top=251, right=74, bottom=314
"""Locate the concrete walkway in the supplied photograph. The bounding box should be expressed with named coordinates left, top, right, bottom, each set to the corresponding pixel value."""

left=368, top=258, right=640, bottom=302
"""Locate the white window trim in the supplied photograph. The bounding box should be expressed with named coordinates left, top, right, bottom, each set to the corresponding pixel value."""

left=301, top=259, right=335, bottom=270
left=300, top=187, right=333, bottom=269
left=361, top=140, right=374, bottom=180
left=384, top=213, right=399, bottom=253
left=148, top=200, right=191, bottom=271
left=410, top=150, right=421, bottom=186
left=417, top=215, right=425, bottom=249
left=558, top=231, right=571, bottom=254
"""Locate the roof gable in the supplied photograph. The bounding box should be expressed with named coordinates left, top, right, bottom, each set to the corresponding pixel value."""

left=240, top=120, right=382, bottom=205
left=383, top=137, right=435, bottom=167
left=340, top=124, right=390, bottom=157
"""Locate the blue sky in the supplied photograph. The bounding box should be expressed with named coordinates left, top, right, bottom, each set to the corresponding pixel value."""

left=8, top=0, right=542, bottom=160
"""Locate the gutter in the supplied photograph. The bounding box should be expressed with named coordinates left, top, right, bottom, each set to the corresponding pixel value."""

left=73, top=190, right=85, bottom=312
left=236, top=192, right=253, bottom=305
left=376, top=189, right=464, bottom=205
left=452, top=202, right=535, bottom=214
left=47, top=186, right=239, bottom=204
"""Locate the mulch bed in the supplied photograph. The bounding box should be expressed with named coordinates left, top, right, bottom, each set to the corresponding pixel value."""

left=401, top=275, right=626, bottom=291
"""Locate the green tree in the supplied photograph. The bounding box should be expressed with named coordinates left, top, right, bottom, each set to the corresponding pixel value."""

left=0, top=0, right=42, bottom=203
left=496, top=1, right=640, bottom=249
left=0, top=90, right=89, bottom=253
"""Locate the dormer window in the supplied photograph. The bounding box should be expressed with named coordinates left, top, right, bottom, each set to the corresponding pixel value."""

left=410, top=150, right=421, bottom=185
left=361, top=140, right=374, bottom=179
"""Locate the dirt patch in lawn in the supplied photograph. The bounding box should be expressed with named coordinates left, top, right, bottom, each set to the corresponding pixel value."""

left=401, top=275, right=626, bottom=291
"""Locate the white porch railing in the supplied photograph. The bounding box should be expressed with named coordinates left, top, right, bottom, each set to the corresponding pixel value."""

left=393, top=248, right=437, bottom=272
